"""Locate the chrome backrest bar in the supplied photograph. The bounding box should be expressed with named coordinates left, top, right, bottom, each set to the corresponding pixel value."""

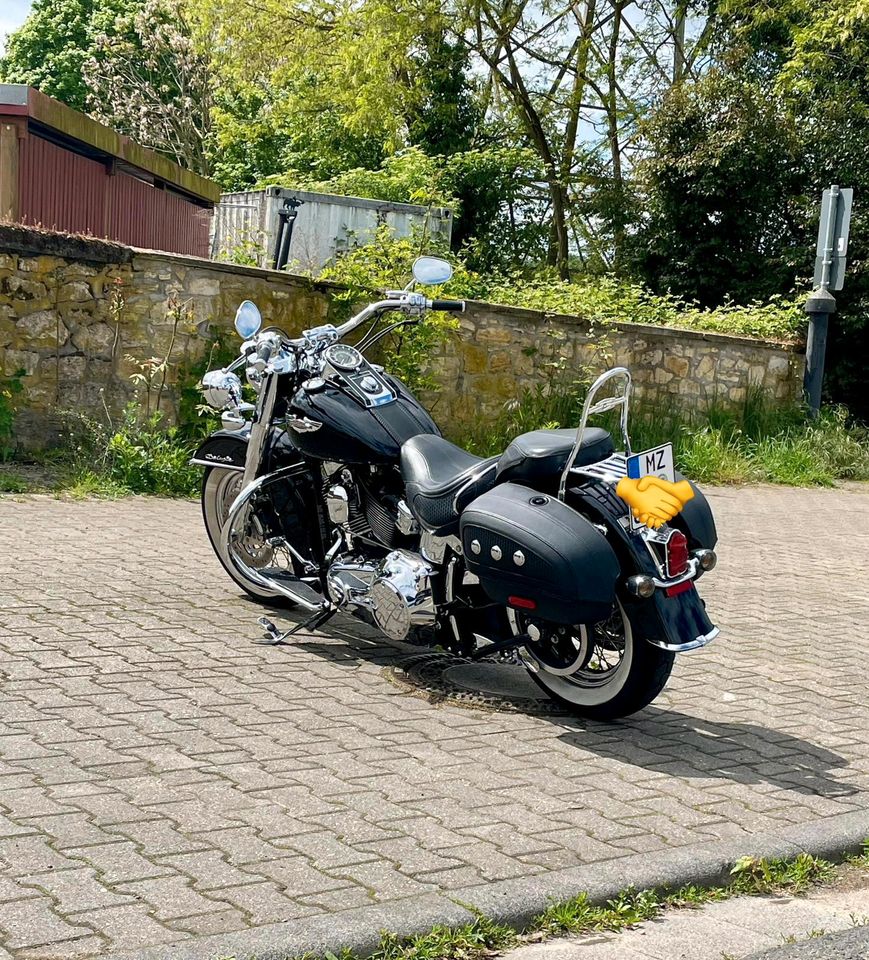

left=558, top=367, right=632, bottom=501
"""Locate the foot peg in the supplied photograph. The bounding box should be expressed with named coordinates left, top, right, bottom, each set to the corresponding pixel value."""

left=252, top=605, right=337, bottom=646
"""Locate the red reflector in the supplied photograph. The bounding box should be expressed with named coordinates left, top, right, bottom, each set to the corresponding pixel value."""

left=508, top=596, right=537, bottom=610
left=665, top=530, right=689, bottom=578
left=665, top=580, right=693, bottom=598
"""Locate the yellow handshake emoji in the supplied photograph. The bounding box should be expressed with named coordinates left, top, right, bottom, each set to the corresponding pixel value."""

left=615, top=475, right=695, bottom=529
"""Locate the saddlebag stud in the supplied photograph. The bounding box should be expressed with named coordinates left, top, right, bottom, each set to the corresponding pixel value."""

left=470, top=539, right=481, bottom=555
left=490, top=545, right=502, bottom=560
left=513, top=550, right=525, bottom=567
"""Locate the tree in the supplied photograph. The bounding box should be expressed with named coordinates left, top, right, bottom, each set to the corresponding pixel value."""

left=83, top=0, right=213, bottom=175
left=454, top=0, right=715, bottom=278
left=0, top=0, right=137, bottom=111
left=630, top=69, right=806, bottom=306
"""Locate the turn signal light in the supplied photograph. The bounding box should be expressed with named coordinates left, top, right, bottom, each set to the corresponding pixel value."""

left=626, top=575, right=655, bottom=598
left=694, top=548, right=717, bottom=571
left=665, top=530, right=689, bottom=578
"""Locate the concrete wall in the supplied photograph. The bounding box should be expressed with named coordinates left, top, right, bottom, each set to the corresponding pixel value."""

left=0, top=225, right=804, bottom=451
left=212, top=187, right=453, bottom=272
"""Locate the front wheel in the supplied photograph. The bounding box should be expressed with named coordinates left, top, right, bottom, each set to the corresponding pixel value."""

left=201, top=467, right=296, bottom=607
left=511, top=601, right=674, bottom=720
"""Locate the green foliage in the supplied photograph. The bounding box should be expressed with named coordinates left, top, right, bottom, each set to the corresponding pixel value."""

left=0, top=470, right=30, bottom=494
left=319, top=225, right=805, bottom=343
left=288, top=145, right=545, bottom=273
left=534, top=888, right=663, bottom=937
left=0, top=0, right=138, bottom=111
left=475, top=276, right=805, bottom=342
left=845, top=841, right=869, bottom=869
left=363, top=916, right=514, bottom=960
left=630, top=69, right=807, bottom=307
left=0, top=370, right=25, bottom=462
left=176, top=329, right=238, bottom=438
left=317, top=226, right=462, bottom=395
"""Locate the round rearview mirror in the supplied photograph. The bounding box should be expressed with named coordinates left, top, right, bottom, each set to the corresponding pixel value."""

left=234, top=300, right=262, bottom=339
left=412, top=256, right=453, bottom=286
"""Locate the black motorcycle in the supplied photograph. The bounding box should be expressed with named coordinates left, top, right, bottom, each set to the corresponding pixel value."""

left=193, top=256, right=719, bottom=720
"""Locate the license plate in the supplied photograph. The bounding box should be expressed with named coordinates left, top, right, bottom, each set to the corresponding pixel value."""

left=626, top=443, right=675, bottom=531
left=627, top=442, right=675, bottom=483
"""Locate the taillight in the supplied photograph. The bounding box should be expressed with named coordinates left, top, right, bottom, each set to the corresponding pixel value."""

left=665, top=530, right=689, bottom=578
left=508, top=596, right=537, bottom=610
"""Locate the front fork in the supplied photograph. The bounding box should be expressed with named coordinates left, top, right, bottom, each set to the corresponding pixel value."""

left=243, top=372, right=279, bottom=485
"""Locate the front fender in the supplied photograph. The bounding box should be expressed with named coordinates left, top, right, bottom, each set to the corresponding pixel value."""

left=191, top=426, right=303, bottom=474
left=191, top=427, right=250, bottom=472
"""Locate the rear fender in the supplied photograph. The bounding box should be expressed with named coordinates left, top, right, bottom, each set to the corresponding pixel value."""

left=567, top=481, right=718, bottom=651
left=671, top=474, right=717, bottom=550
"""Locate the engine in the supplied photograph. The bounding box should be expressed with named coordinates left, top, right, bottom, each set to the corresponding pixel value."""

left=321, top=463, right=434, bottom=641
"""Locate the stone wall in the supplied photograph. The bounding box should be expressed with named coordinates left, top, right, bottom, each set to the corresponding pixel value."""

left=430, top=302, right=801, bottom=427
left=0, top=224, right=803, bottom=451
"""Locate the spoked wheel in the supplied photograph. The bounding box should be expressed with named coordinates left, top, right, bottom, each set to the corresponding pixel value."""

left=510, top=600, right=674, bottom=720
left=201, top=467, right=298, bottom=606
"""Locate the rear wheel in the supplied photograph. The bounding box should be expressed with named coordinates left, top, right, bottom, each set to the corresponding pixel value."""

left=511, top=601, right=674, bottom=720
left=201, top=467, right=297, bottom=607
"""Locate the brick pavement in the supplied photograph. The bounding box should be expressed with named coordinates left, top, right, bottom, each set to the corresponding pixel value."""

left=0, top=484, right=867, bottom=958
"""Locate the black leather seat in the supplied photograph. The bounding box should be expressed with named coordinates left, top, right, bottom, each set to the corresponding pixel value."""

left=401, top=435, right=499, bottom=535
left=496, top=427, right=614, bottom=484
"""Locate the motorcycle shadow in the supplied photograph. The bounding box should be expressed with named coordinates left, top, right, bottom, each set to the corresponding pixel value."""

left=280, top=619, right=856, bottom=801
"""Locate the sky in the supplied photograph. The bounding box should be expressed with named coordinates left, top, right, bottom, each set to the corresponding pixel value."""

left=0, top=0, right=32, bottom=54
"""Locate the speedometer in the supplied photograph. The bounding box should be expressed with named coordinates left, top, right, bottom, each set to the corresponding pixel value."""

left=324, top=343, right=363, bottom=371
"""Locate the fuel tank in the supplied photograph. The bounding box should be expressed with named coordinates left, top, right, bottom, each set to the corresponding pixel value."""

left=287, top=375, right=439, bottom=463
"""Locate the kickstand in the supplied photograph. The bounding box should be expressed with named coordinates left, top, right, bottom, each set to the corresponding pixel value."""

left=254, top=606, right=337, bottom=645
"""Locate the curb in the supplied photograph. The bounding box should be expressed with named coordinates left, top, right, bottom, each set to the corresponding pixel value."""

left=105, top=809, right=869, bottom=960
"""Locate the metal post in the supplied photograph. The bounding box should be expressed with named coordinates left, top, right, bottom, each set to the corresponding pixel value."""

left=804, top=184, right=852, bottom=417
left=272, top=196, right=303, bottom=271
left=803, top=289, right=835, bottom=417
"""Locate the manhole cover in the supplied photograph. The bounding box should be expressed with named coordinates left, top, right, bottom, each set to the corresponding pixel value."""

left=387, top=653, right=572, bottom=715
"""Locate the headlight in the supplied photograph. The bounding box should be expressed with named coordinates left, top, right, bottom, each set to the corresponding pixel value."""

left=200, top=370, right=242, bottom=410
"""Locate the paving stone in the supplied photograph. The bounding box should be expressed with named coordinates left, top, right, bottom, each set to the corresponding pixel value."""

left=113, top=876, right=227, bottom=920
left=66, top=904, right=186, bottom=950
left=0, top=487, right=867, bottom=957
left=20, top=867, right=135, bottom=913
left=64, top=841, right=174, bottom=884
left=0, top=897, right=95, bottom=949
left=211, top=881, right=320, bottom=923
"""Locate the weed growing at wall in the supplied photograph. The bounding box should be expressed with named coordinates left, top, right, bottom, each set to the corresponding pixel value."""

left=60, top=405, right=201, bottom=498
left=0, top=369, right=25, bottom=462
left=455, top=384, right=869, bottom=487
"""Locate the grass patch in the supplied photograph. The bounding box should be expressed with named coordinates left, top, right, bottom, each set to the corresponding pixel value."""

left=455, top=383, right=869, bottom=488
left=296, top=851, right=849, bottom=960
left=729, top=853, right=837, bottom=895
left=0, top=469, right=30, bottom=493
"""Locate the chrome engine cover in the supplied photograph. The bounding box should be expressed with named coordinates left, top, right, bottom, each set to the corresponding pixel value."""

left=369, top=550, right=435, bottom=641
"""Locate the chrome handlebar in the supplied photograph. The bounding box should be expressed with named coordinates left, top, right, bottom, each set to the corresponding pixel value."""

left=208, top=294, right=466, bottom=409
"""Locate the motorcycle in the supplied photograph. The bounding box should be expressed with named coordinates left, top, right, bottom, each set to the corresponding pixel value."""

left=192, top=256, right=720, bottom=720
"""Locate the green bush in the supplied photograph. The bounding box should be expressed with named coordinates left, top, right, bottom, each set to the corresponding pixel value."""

left=318, top=226, right=805, bottom=342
